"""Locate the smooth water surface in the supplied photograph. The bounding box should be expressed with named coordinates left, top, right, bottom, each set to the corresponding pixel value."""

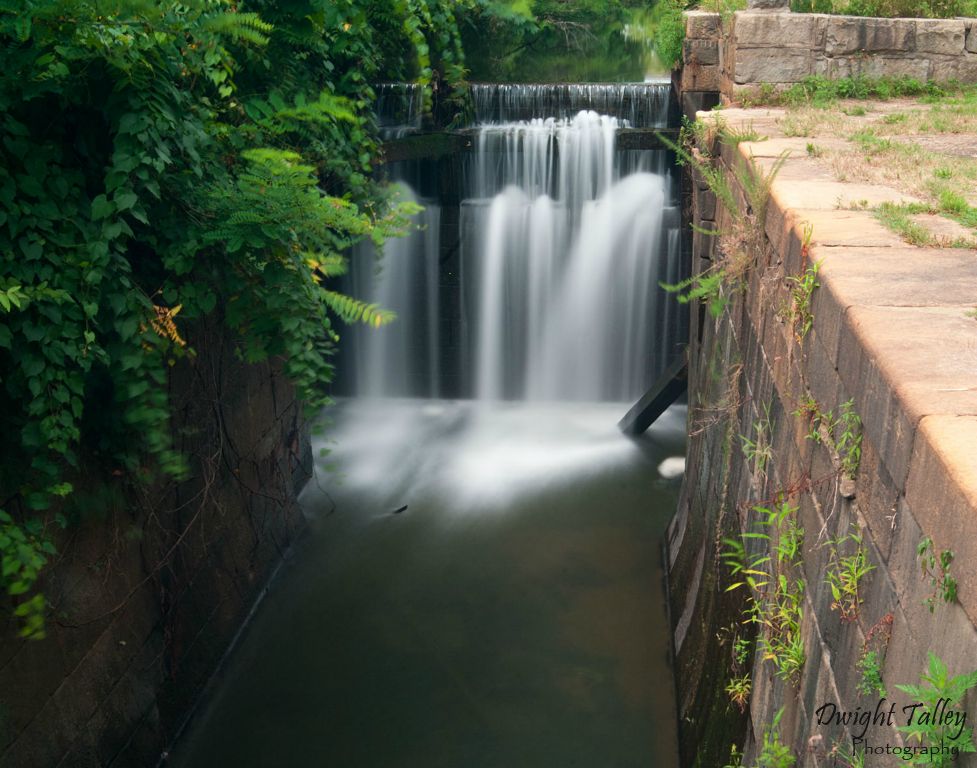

left=172, top=400, right=685, bottom=768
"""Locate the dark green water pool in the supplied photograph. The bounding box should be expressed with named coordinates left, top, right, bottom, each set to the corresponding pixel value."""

left=171, top=399, right=684, bottom=768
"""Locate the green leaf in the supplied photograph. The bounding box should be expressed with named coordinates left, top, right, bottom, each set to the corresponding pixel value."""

left=91, top=194, right=114, bottom=220
left=114, top=191, right=138, bottom=211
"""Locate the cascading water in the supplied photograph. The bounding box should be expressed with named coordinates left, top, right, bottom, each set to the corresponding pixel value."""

left=344, top=80, right=684, bottom=403
left=172, top=82, right=685, bottom=768
left=375, top=82, right=424, bottom=139
left=466, top=110, right=680, bottom=401
left=346, top=187, right=442, bottom=398
left=470, top=81, right=674, bottom=126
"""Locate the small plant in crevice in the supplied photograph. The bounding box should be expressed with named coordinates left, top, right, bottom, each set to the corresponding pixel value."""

left=918, top=537, right=958, bottom=612
left=724, top=501, right=806, bottom=685
left=837, top=399, right=862, bottom=480
left=896, top=653, right=977, bottom=766
left=857, top=611, right=893, bottom=699
left=741, top=402, right=773, bottom=486
left=824, top=525, right=875, bottom=622
left=757, top=708, right=796, bottom=768
left=725, top=674, right=753, bottom=713
left=780, top=260, right=821, bottom=345
left=792, top=394, right=861, bottom=480
left=659, top=126, right=788, bottom=319
left=793, top=394, right=833, bottom=445
left=719, top=623, right=755, bottom=712
left=724, top=744, right=744, bottom=768
left=827, top=740, right=867, bottom=768
left=857, top=649, right=886, bottom=698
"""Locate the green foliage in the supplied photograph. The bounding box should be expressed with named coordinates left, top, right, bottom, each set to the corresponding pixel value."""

left=661, top=271, right=728, bottom=317
left=652, top=0, right=688, bottom=71
left=857, top=648, right=886, bottom=698
left=896, top=653, right=977, bottom=766
left=460, top=0, right=655, bottom=82
left=724, top=501, right=806, bottom=684
left=726, top=674, right=752, bottom=712
left=824, top=525, right=874, bottom=622
left=875, top=202, right=936, bottom=247
left=757, top=709, right=796, bottom=768
left=0, top=0, right=465, bottom=637
left=837, top=399, right=862, bottom=479
left=746, top=76, right=955, bottom=108
left=794, top=395, right=861, bottom=478
left=724, top=745, right=744, bottom=768
left=790, top=0, right=977, bottom=17
left=781, top=261, right=820, bottom=344
left=659, top=124, right=785, bottom=319
left=918, top=537, right=958, bottom=612
left=741, top=403, right=773, bottom=484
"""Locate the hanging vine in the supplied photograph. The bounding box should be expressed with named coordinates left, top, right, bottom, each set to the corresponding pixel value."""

left=0, top=0, right=468, bottom=638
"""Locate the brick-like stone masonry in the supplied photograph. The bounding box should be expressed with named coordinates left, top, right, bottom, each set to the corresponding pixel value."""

left=682, top=10, right=977, bottom=107
left=668, top=109, right=977, bottom=766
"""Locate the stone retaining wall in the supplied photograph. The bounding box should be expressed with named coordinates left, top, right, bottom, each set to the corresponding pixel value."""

left=681, top=9, right=977, bottom=113
left=669, top=110, right=977, bottom=766
left=0, top=324, right=311, bottom=768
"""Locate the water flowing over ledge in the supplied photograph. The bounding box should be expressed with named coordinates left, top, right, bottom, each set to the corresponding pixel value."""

left=470, top=81, right=673, bottom=127
left=345, top=84, right=685, bottom=402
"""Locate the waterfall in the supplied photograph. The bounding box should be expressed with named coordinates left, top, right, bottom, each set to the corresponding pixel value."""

left=375, top=82, right=423, bottom=139
left=467, top=111, right=678, bottom=402
left=470, top=81, right=673, bottom=127
left=346, top=83, right=684, bottom=403
left=346, top=186, right=441, bottom=398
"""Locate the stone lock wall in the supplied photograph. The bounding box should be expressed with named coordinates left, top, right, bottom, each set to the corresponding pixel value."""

left=680, top=9, right=977, bottom=115
left=668, top=109, right=977, bottom=766
left=0, top=323, right=311, bottom=768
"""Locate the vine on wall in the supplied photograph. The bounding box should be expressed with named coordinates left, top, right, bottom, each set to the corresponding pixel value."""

left=0, top=0, right=469, bottom=638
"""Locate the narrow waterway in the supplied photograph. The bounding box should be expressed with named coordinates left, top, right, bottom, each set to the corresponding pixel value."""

left=172, top=400, right=684, bottom=767
left=172, top=80, right=686, bottom=766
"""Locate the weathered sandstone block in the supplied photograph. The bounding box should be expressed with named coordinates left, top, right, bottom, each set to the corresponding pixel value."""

left=967, top=25, right=977, bottom=54
left=684, top=38, right=719, bottom=66
left=825, top=17, right=915, bottom=56
left=916, top=19, right=966, bottom=55
left=682, top=62, right=721, bottom=92
left=734, top=11, right=819, bottom=47
left=733, top=48, right=812, bottom=83
left=684, top=10, right=721, bottom=40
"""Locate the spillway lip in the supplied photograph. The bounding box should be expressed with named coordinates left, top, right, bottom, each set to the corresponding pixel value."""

left=466, top=79, right=671, bottom=86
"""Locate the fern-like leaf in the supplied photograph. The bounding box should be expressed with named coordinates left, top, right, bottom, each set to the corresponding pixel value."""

left=323, top=291, right=395, bottom=328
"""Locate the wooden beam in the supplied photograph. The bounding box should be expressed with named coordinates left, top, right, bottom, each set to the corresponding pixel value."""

left=618, top=353, right=688, bottom=436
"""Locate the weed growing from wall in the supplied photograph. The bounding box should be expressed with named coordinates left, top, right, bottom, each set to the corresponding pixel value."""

left=793, top=394, right=862, bottom=481
left=824, top=525, right=875, bottom=622
left=781, top=261, right=821, bottom=345
left=896, top=653, right=977, bottom=766
left=659, top=126, right=786, bottom=319
left=741, top=402, right=773, bottom=487
left=756, top=708, right=796, bottom=768
left=918, top=537, right=958, bottom=612
left=723, top=501, right=806, bottom=684
left=837, top=400, right=863, bottom=480
left=857, top=649, right=886, bottom=698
